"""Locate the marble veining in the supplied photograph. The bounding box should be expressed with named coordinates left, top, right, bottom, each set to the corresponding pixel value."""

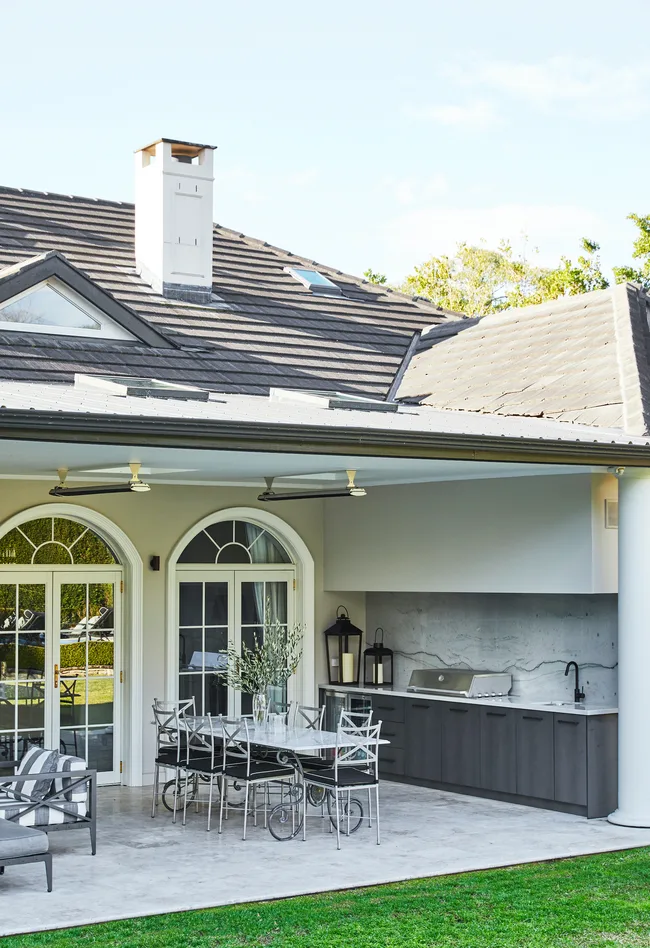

left=366, top=592, right=618, bottom=705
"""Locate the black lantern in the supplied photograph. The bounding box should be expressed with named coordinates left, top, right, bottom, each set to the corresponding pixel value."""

left=324, top=606, right=363, bottom=685
left=363, top=628, right=394, bottom=689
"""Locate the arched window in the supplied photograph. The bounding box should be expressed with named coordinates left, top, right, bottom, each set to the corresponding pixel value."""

left=178, top=520, right=291, bottom=565
left=0, top=517, right=118, bottom=566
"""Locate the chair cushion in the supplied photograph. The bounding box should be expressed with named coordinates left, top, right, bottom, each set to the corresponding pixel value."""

left=14, top=747, right=60, bottom=801
left=224, top=761, right=295, bottom=782
left=185, top=755, right=223, bottom=774
left=0, top=797, right=86, bottom=827
left=52, top=753, right=88, bottom=803
left=0, top=818, right=48, bottom=858
left=303, top=766, right=377, bottom=788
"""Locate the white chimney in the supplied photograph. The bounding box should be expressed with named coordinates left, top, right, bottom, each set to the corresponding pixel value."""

left=134, top=138, right=215, bottom=304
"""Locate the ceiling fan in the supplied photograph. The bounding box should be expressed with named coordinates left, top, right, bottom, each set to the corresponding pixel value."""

left=49, top=463, right=151, bottom=497
left=258, top=470, right=366, bottom=502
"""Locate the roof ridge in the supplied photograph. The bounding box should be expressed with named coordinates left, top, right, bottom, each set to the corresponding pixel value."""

left=0, top=184, right=129, bottom=209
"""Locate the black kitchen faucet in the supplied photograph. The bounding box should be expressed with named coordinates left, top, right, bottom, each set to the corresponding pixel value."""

left=564, top=661, right=585, bottom=703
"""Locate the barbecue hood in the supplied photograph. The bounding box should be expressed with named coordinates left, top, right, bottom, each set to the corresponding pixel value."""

left=406, top=668, right=512, bottom=698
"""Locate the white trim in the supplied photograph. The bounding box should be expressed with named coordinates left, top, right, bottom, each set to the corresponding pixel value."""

left=0, top=503, right=144, bottom=787
left=166, top=507, right=315, bottom=710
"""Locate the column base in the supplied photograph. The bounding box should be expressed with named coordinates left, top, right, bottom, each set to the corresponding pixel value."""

left=608, top=808, right=650, bottom=828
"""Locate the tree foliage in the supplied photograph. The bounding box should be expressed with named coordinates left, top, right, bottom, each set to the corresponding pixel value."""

left=363, top=268, right=387, bottom=285
left=398, top=238, right=608, bottom=317
left=613, top=214, right=650, bottom=290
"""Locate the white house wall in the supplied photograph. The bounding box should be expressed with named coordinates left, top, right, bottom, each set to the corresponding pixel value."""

left=324, top=473, right=612, bottom=594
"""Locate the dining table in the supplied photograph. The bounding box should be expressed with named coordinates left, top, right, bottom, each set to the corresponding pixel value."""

left=181, top=716, right=389, bottom=841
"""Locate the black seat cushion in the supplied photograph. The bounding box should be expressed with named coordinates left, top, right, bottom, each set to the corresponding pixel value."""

left=185, top=755, right=223, bottom=774
left=303, top=766, right=377, bottom=788
left=224, top=761, right=295, bottom=782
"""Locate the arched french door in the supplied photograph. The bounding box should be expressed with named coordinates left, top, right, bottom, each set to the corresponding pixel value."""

left=170, top=510, right=316, bottom=717
left=0, top=514, right=123, bottom=784
left=175, top=518, right=295, bottom=717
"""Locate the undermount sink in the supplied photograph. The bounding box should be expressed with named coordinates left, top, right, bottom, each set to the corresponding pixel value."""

left=543, top=701, right=585, bottom=709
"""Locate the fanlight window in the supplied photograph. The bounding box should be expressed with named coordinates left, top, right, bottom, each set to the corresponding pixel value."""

left=0, top=517, right=117, bottom=566
left=0, top=279, right=136, bottom=340
left=0, top=284, right=100, bottom=330
left=178, top=520, right=291, bottom=565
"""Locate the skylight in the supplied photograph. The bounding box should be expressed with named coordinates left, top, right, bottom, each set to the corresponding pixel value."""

left=74, top=374, right=211, bottom=402
left=0, top=278, right=136, bottom=340
left=284, top=267, right=342, bottom=296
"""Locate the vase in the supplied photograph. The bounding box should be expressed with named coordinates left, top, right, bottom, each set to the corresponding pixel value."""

left=252, top=692, right=268, bottom=725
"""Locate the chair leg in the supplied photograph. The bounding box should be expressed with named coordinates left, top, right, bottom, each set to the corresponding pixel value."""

left=335, top=791, right=341, bottom=850
left=207, top=775, right=214, bottom=832
left=90, top=816, right=97, bottom=857
left=302, top=780, right=308, bottom=841
left=367, top=788, right=372, bottom=827
left=243, top=783, right=250, bottom=841
left=347, top=789, right=351, bottom=838
left=375, top=785, right=380, bottom=845
left=44, top=852, right=53, bottom=892
left=172, top=772, right=180, bottom=825
left=219, top=778, right=225, bottom=834
left=151, top=763, right=159, bottom=818
left=182, top=770, right=190, bottom=826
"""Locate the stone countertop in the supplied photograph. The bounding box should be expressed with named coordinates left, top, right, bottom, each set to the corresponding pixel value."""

left=319, top=684, right=618, bottom=716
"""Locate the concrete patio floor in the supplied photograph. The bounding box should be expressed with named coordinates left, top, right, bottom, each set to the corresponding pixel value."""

left=2, top=781, right=650, bottom=936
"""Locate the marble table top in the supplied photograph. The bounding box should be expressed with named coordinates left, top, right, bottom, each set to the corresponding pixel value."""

left=183, top=717, right=389, bottom=752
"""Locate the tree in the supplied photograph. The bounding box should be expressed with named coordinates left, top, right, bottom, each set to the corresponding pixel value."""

left=363, top=268, right=387, bottom=285
left=398, top=238, right=608, bottom=317
left=613, top=214, right=650, bottom=290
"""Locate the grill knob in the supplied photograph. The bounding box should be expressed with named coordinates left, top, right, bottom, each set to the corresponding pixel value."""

left=438, top=674, right=445, bottom=682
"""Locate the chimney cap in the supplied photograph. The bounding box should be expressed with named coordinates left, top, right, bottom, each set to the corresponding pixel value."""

left=135, top=138, right=217, bottom=158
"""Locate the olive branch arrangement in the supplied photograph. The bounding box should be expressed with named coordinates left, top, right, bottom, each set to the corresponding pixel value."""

left=226, top=600, right=304, bottom=695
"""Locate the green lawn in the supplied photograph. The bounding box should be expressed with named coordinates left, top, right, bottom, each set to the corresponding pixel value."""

left=5, top=847, right=650, bottom=948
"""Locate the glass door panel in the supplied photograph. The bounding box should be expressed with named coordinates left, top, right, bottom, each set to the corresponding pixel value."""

left=178, top=576, right=231, bottom=716
left=0, top=579, right=49, bottom=762
left=236, top=573, right=292, bottom=717
left=55, top=575, right=120, bottom=782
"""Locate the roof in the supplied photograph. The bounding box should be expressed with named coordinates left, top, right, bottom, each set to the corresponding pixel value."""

left=0, top=185, right=451, bottom=397
left=397, top=283, right=650, bottom=437
left=1, top=380, right=649, bottom=467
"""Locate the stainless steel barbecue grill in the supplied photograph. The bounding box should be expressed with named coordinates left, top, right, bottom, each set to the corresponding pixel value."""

left=406, top=668, right=512, bottom=698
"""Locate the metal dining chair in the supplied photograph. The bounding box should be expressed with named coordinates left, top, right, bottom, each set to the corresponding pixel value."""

left=181, top=714, right=224, bottom=831
left=218, top=717, right=295, bottom=840
left=301, top=720, right=382, bottom=850
left=151, top=697, right=195, bottom=822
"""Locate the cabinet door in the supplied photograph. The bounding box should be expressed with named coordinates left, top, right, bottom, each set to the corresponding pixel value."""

left=515, top=710, right=554, bottom=800
left=372, top=695, right=405, bottom=723
left=480, top=707, right=516, bottom=793
left=405, top=700, right=442, bottom=781
left=441, top=702, right=481, bottom=788
left=554, top=715, right=587, bottom=806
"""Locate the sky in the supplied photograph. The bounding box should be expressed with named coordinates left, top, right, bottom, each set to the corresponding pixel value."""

left=3, top=0, right=650, bottom=284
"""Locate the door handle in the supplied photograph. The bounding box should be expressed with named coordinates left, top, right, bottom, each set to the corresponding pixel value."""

left=54, top=664, right=59, bottom=689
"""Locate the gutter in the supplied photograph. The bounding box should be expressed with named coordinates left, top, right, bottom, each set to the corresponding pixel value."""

left=0, top=408, right=649, bottom=467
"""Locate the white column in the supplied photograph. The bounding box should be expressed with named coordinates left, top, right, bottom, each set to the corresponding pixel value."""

left=609, top=468, right=650, bottom=827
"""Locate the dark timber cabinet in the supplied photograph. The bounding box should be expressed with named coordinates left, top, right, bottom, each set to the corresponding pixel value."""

left=515, top=710, right=554, bottom=801
left=441, top=702, right=481, bottom=788
left=335, top=688, right=620, bottom=818
left=480, top=706, right=516, bottom=793
left=405, top=699, right=442, bottom=781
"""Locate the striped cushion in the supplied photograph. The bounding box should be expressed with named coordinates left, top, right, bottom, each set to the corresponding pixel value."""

left=53, top=753, right=88, bottom=804
left=0, top=797, right=85, bottom=826
left=14, top=747, right=60, bottom=801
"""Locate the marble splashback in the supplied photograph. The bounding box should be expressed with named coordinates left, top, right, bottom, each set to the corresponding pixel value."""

left=366, top=592, right=618, bottom=705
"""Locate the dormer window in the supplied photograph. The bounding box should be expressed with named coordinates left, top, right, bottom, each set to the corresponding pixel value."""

left=284, top=267, right=342, bottom=297
left=0, top=278, right=136, bottom=340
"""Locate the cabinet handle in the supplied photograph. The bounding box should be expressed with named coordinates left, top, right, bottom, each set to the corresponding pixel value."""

left=411, top=703, right=430, bottom=709
left=486, top=711, right=506, bottom=717
left=522, top=715, right=543, bottom=721
left=381, top=757, right=396, bottom=764
left=449, top=707, right=468, bottom=714
left=557, top=719, right=580, bottom=726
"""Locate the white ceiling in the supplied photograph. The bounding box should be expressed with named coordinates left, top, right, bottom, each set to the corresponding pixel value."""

left=0, top=439, right=598, bottom=488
